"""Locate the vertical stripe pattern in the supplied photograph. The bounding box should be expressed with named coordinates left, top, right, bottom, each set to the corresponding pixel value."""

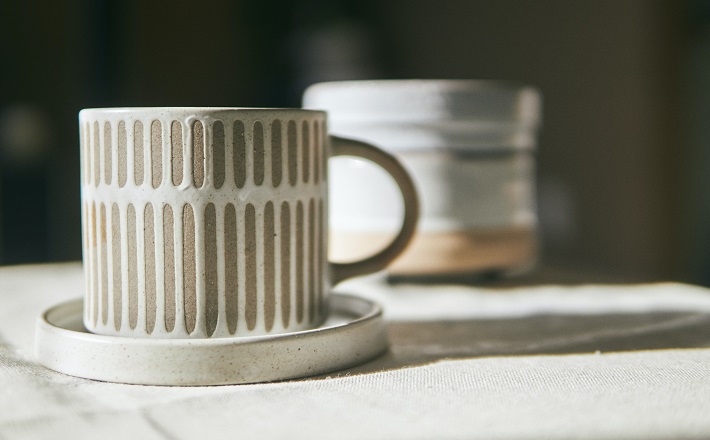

left=127, top=203, right=138, bottom=329
left=117, top=121, right=127, bottom=187
left=81, top=114, right=327, bottom=337
left=244, top=203, right=257, bottom=331
left=183, top=204, right=196, bottom=334
left=134, top=121, right=144, bottom=186
left=192, top=121, right=205, bottom=188
left=163, top=205, right=176, bottom=332
left=111, top=203, right=122, bottom=330
left=213, top=121, right=225, bottom=189
left=264, top=201, right=276, bottom=331
left=280, top=202, right=291, bottom=328
left=204, top=203, right=218, bottom=336
left=144, top=203, right=157, bottom=334
left=100, top=203, right=108, bottom=325
left=296, top=201, right=304, bottom=324
left=150, top=121, right=162, bottom=188
left=224, top=203, right=238, bottom=334
left=91, top=203, right=98, bottom=326
left=171, top=121, right=183, bottom=186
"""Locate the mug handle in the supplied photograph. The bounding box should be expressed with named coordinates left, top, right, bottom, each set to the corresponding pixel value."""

left=329, top=136, right=419, bottom=285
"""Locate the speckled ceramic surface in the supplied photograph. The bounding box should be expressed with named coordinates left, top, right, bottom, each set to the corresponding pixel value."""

left=35, top=293, right=388, bottom=386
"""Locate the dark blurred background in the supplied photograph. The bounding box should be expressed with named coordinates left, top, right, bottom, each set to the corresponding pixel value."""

left=1, top=0, right=709, bottom=284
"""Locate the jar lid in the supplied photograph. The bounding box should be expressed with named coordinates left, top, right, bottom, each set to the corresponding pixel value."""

left=303, top=80, right=542, bottom=151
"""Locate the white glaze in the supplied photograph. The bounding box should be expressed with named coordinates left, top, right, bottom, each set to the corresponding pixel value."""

left=304, top=80, right=542, bottom=276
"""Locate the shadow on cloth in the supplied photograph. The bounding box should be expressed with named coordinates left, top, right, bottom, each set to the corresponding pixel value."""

left=311, top=311, right=710, bottom=379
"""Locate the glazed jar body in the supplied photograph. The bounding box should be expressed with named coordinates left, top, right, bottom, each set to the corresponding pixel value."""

left=329, top=149, right=537, bottom=276
left=305, top=80, right=542, bottom=277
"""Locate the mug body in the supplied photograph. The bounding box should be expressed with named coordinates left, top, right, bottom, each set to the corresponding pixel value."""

left=79, top=108, right=329, bottom=338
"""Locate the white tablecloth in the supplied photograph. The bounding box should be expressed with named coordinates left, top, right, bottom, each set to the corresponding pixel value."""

left=2, top=263, right=710, bottom=439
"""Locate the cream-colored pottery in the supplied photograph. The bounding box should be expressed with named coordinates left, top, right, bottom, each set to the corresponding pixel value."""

left=35, top=293, right=387, bottom=386
left=78, top=108, right=418, bottom=338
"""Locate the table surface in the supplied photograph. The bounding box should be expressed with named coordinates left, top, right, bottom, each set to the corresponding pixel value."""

left=2, top=262, right=710, bottom=439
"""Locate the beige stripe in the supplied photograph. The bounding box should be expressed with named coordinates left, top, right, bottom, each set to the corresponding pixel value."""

left=321, top=120, right=327, bottom=181
left=204, top=203, right=218, bottom=336
left=224, top=203, right=238, bottom=334
left=83, top=201, right=88, bottom=254
left=245, top=203, right=257, bottom=330
left=134, top=121, right=145, bottom=186
left=288, top=120, right=298, bottom=186
left=163, top=205, right=176, bottom=332
left=183, top=204, right=196, bottom=334
left=271, top=120, right=282, bottom=187
left=301, top=120, right=310, bottom=183
left=82, top=122, right=90, bottom=184
left=233, top=121, right=246, bottom=188
left=100, top=203, right=108, bottom=325
left=104, top=122, right=112, bottom=185
left=314, top=120, right=320, bottom=184
left=280, top=202, right=291, bottom=328
left=118, top=121, right=127, bottom=187
left=111, top=203, right=122, bottom=331
left=144, top=203, right=156, bottom=334
left=296, top=201, right=304, bottom=323
left=91, top=202, right=98, bottom=325
left=127, top=204, right=138, bottom=329
left=172, top=121, right=183, bottom=186
left=212, top=121, right=225, bottom=189
left=308, top=198, right=315, bottom=323
left=253, top=121, right=264, bottom=186
left=80, top=122, right=85, bottom=184
left=93, top=121, right=100, bottom=187
left=85, top=202, right=90, bottom=323
left=318, top=199, right=324, bottom=318
left=264, top=201, right=275, bottom=331
left=193, top=120, right=205, bottom=188
left=151, top=120, right=162, bottom=188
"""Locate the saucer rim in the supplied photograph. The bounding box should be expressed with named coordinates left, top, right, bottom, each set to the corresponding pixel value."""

left=41, top=293, right=378, bottom=344
left=35, top=293, right=388, bottom=386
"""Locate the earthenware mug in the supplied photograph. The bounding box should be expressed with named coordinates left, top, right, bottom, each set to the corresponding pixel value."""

left=304, top=80, right=541, bottom=278
left=79, top=107, right=418, bottom=338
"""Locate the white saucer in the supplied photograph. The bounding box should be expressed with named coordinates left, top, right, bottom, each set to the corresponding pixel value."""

left=35, top=294, right=388, bottom=386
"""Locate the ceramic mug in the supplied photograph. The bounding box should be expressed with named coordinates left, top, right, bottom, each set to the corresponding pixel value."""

left=79, top=107, right=418, bottom=338
left=304, top=80, right=541, bottom=278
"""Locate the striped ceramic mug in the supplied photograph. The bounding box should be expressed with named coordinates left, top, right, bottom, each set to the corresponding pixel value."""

left=79, top=107, right=418, bottom=338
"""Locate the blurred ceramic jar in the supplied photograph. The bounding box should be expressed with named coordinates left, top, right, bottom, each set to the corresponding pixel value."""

left=304, top=80, right=542, bottom=278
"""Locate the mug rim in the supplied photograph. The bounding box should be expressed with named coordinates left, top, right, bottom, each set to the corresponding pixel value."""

left=79, top=107, right=326, bottom=117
